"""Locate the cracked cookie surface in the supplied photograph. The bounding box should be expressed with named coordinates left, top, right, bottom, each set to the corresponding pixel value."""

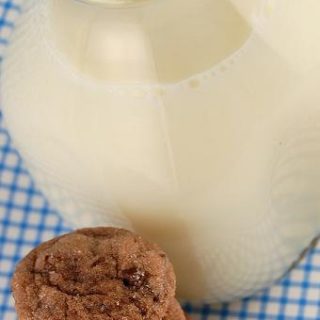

left=12, top=228, right=176, bottom=320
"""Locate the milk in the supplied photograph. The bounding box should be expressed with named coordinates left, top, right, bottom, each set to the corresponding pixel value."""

left=3, top=0, right=320, bottom=301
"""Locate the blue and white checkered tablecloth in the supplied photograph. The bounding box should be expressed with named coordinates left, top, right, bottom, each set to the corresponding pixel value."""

left=1, top=1, right=320, bottom=319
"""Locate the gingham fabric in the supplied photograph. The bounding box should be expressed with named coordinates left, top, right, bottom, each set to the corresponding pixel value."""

left=1, top=1, right=320, bottom=319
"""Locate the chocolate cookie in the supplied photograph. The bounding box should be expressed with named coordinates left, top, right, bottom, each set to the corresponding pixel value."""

left=12, top=228, right=176, bottom=320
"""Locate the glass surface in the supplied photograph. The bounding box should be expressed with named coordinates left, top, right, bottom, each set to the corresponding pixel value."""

left=2, top=0, right=320, bottom=302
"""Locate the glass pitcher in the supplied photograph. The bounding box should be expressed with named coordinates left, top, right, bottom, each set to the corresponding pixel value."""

left=2, top=0, right=320, bottom=302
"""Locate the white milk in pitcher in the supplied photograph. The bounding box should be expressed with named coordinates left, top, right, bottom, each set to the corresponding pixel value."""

left=3, top=0, right=320, bottom=301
